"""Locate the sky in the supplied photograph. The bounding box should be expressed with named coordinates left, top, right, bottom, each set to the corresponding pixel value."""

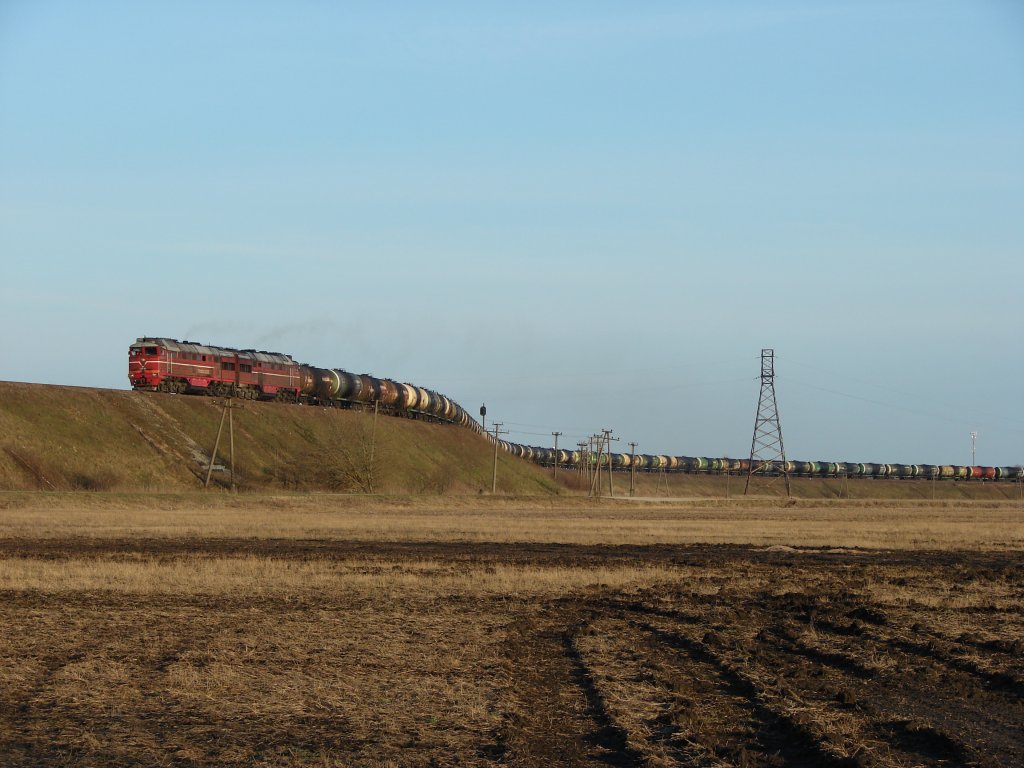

left=1, top=1, right=1022, bottom=465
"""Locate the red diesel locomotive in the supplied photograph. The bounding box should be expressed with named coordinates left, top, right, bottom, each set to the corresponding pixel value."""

left=128, top=338, right=302, bottom=400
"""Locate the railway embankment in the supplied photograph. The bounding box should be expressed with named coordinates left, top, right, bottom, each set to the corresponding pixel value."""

left=0, top=381, right=559, bottom=494
left=0, top=380, right=1018, bottom=500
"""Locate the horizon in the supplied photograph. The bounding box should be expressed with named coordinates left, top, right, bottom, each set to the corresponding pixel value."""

left=2, top=1, right=1022, bottom=464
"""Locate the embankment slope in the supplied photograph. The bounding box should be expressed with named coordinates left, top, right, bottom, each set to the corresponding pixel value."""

left=0, top=381, right=558, bottom=494
left=0, top=381, right=1018, bottom=500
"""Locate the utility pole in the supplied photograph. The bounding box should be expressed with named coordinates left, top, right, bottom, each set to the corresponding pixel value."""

left=491, top=422, right=506, bottom=494
left=603, top=428, right=618, bottom=498
left=744, top=349, right=791, bottom=497
left=228, top=400, right=236, bottom=491
left=205, top=398, right=239, bottom=490
left=368, top=399, right=380, bottom=493
left=205, top=404, right=227, bottom=488
left=588, top=434, right=597, bottom=497
left=552, top=431, right=562, bottom=480
left=590, top=433, right=604, bottom=497
left=629, top=441, right=637, bottom=497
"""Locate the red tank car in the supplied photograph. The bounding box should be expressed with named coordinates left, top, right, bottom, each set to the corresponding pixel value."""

left=128, top=337, right=301, bottom=400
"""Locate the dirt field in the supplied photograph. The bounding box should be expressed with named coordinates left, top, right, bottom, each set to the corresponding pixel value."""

left=1, top=495, right=1022, bottom=766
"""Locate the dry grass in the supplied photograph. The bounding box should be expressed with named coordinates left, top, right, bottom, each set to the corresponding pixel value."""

left=3, top=381, right=1021, bottom=503
left=2, top=493, right=1023, bottom=766
left=0, top=556, right=683, bottom=598
left=1, top=492, right=1021, bottom=549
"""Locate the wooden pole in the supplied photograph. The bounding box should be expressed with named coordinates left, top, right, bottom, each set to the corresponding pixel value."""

left=204, top=403, right=228, bottom=488
left=603, top=429, right=616, bottom=498
left=585, top=437, right=591, bottom=489
left=228, top=400, right=236, bottom=491
left=629, top=442, right=637, bottom=497
left=588, top=435, right=596, bottom=497
left=491, top=423, right=503, bottom=494
left=369, top=399, right=379, bottom=493
left=591, top=433, right=604, bottom=498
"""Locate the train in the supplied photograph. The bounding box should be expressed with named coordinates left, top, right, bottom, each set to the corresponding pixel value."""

left=128, top=337, right=1023, bottom=482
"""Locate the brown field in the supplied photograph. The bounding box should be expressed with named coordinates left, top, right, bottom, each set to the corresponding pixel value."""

left=1, top=493, right=1022, bottom=767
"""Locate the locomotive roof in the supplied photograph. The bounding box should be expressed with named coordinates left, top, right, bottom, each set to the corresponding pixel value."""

left=133, top=337, right=296, bottom=364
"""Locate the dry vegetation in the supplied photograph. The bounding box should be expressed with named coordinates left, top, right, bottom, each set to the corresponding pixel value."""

left=2, top=381, right=1020, bottom=503
left=0, top=383, right=560, bottom=496
left=0, top=492, right=1021, bottom=550
left=1, top=494, right=1023, bottom=766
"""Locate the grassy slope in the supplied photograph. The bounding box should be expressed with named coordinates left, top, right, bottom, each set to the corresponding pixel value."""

left=0, top=381, right=1019, bottom=500
left=0, top=382, right=559, bottom=495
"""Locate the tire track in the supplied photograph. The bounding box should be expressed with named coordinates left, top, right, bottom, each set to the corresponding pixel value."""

left=497, top=612, right=638, bottom=766
left=813, top=615, right=1024, bottom=700
left=795, top=615, right=1024, bottom=764
left=632, top=619, right=860, bottom=768
left=561, top=622, right=646, bottom=767
left=763, top=625, right=877, bottom=680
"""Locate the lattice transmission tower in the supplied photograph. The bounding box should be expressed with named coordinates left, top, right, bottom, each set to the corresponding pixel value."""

left=744, top=349, right=791, bottom=496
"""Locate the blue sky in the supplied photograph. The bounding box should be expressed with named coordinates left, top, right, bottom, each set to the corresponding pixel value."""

left=1, top=1, right=1022, bottom=465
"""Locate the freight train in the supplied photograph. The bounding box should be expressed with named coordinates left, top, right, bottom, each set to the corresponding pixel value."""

left=128, top=337, right=1022, bottom=482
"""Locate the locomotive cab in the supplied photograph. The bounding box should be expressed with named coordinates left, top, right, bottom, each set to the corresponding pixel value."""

left=128, top=341, right=165, bottom=389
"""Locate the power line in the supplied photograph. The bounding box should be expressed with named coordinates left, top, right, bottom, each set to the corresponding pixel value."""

left=784, top=357, right=1024, bottom=428
left=785, top=378, right=1024, bottom=433
left=493, top=375, right=757, bottom=404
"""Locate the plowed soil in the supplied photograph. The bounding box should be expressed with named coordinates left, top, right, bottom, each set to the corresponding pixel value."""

left=2, top=528, right=1022, bottom=767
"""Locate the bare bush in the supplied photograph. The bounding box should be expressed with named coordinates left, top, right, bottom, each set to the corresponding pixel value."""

left=331, top=415, right=390, bottom=493
left=68, top=469, right=122, bottom=491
